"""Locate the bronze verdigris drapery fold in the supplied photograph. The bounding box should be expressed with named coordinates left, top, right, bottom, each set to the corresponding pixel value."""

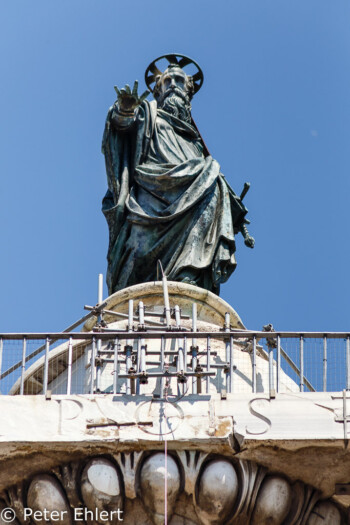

left=102, top=100, right=248, bottom=295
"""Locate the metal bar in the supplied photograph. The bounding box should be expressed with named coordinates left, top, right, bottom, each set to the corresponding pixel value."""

left=279, top=345, right=315, bottom=392
left=96, top=338, right=102, bottom=392
left=162, top=275, right=171, bottom=328
left=126, top=300, right=133, bottom=395
left=225, top=313, right=230, bottom=393
left=192, top=303, right=197, bottom=348
left=43, top=337, right=50, bottom=395
left=97, top=325, right=190, bottom=333
left=252, top=336, right=257, bottom=393
left=117, top=371, right=215, bottom=379
left=0, top=310, right=98, bottom=381
left=127, top=300, right=134, bottom=342
left=88, top=308, right=164, bottom=326
left=268, top=342, right=274, bottom=396
left=323, top=336, right=327, bottom=392
left=90, top=337, right=96, bottom=395
left=229, top=336, right=234, bottom=394
left=95, top=274, right=104, bottom=394
left=3, top=330, right=350, bottom=341
left=206, top=336, right=211, bottom=394
left=20, top=337, right=27, bottom=395
left=66, top=337, right=73, bottom=395
left=113, top=338, right=119, bottom=394
left=183, top=337, right=187, bottom=373
left=344, top=389, right=348, bottom=440
left=192, top=303, right=198, bottom=394
left=347, top=337, right=350, bottom=391
left=299, top=335, right=304, bottom=392
left=138, top=302, right=147, bottom=390
left=174, top=305, right=181, bottom=329
left=175, top=305, right=185, bottom=394
left=160, top=336, right=165, bottom=395
left=99, top=349, right=217, bottom=357
left=276, top=335, right=280, bottom=393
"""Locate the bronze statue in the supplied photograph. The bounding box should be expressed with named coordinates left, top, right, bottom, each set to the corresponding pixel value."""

left=102, top=54, right=254, bottom=295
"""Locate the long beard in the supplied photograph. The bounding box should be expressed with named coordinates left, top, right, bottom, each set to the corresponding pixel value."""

left=158, top=90, right=192, bottom=123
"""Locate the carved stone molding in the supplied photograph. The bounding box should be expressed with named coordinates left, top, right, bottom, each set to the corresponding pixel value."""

left=0, top=451, right=343, bottom=524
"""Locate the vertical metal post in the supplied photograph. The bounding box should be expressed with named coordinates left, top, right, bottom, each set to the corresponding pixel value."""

left=229, top=336, right=234, bottom=394
left=126, top=300, right=133, bottom=395
left=96, top=274, right=103, bottom=393
left=268, top=339, right=274, bottom=396
left=252, top=336, right=257, bottom=393
left=192, top=303, right=198, bottom=394
left=160, top=336, right=165, bottom=396
left=43, top=337, right=50, bottom=395
left=67, top=337, right=73, bottom=395
left=299, top=335, right=304, bottom=392
left=323, top=335, right=327, bottom=392
left=175, top=305, right=185, bottom=393
left=20, top=337, right=27, bottom=395
left=138, top=301, right=146, bottom=393
left=96, top=338, right=102, bottom=393
left=347, top=336, right=350, bottom=391
left=162, top=274, right=171, bottom=327
left=177, top=345, right=184, bottom=372
left=174, top=305, right=181, bottom=329
left=0, top=338, right=3, bottom=394
left=225, top=313, right=231, bottom=393
left=113, top=337, right=119, bottom=395
left=90, top=337, right=96, bottom=395
left=206, top=336, right=211, bottom=394
left=183, top=337, right=187, bottom=373
left=343, top=389, right=348, bottom=440
left=276, top=335, right=281, bottom=393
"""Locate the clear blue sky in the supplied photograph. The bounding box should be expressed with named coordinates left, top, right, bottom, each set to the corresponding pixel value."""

left=0, top=0, right=349, bottom=333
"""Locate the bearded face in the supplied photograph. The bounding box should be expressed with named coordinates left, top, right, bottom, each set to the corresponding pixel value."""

left=154, top=68, right=193, bottom=123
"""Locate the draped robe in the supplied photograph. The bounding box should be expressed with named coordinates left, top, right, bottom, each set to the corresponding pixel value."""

left=102, top=100, right=248, bottom=295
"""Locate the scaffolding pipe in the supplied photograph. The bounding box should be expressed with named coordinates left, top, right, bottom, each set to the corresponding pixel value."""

left=43, top=337, right=50, bottom=395
left=20, top=337, right=26, bottom=395
left=66, top=337, right=73, bottom=395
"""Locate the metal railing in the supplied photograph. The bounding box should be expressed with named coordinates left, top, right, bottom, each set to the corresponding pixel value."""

left=0, top=322, right=349, bottom=396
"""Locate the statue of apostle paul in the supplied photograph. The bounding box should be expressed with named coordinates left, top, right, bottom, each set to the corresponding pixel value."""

left=102, top=54, right=254, bottom=296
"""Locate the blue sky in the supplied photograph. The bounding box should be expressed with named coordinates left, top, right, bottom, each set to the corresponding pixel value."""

left=0, top=0, right=349, bottom=333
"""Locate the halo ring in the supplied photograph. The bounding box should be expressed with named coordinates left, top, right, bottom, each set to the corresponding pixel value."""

left=145, top=53, right=204, bottom=95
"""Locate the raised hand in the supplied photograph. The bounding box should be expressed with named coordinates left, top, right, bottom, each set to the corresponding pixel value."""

left=114, top=80, right=149, bottom=114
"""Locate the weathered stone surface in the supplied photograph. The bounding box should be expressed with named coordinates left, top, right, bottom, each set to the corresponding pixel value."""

left=307, top=501, right=341, bottom=524
left=140, top=453, right=181, bottom=525
left=27, top=474, right=72, bottom=525
left=195, top=459, right=238, bottom=524
left=0, top=453, right=344, bottom=524
left=251, top=476, right=292, bottom=524
left=84, top=281, right=245, bottom=331
left=81, top=458, right=123, bottom=519
left=0, top=393, right=348, bottom=503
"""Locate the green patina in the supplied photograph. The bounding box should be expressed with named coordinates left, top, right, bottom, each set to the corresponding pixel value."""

left=102, top=55, right=254, bottom=296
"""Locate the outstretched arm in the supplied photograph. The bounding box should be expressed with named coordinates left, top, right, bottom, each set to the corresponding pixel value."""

left=111, top=80, right=149, bottom=130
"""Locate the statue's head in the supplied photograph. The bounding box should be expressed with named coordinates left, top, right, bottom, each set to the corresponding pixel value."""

left=145, top=55, right=203, bottom=124
left=153, top=64, right=194, bottom=122
left=153, top=64, right=195, bottom=101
